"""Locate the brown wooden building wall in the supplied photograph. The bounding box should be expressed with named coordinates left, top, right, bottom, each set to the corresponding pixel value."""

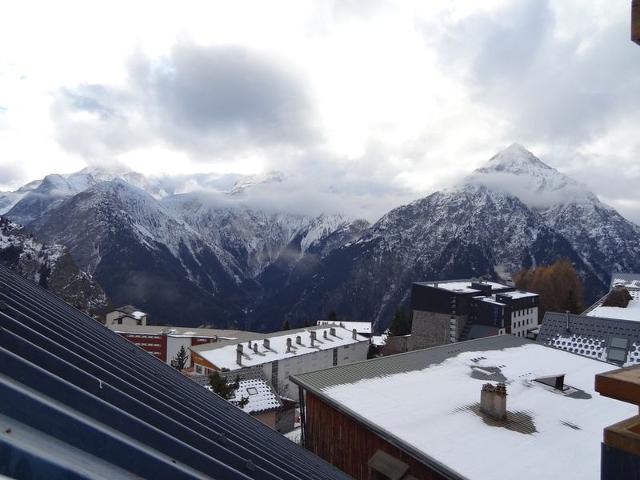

left=304, top=392, right=448, bottom=480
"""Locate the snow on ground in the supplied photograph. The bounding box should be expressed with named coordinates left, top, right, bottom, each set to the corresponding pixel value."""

left=320, top=343, right=635, bottom=480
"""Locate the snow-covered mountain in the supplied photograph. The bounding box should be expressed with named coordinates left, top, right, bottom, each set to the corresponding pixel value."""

left=4, top=143, right=639, bottom=331
left=252, top=144, right=640, bottom=330
left=3, top=170, right=365, bottom=328
left=0, top=216, right=108, bottom=313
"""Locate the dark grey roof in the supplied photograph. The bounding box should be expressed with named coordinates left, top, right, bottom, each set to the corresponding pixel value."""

left=537, top=311, right=640, bottom=366
left=292, top=335, right=529, bottom=392
left=0, top=265, right=348, bottom=480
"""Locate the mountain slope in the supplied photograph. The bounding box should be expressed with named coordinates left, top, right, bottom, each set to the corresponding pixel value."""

left=29, top=180, right=252, bottom=327
left=0, top=216, right=108, bottom=313
left=253, top=183, right=602, bottom=329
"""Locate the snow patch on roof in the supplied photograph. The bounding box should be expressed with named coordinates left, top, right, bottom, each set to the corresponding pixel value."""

left=317, top=344, right=634, bottom=480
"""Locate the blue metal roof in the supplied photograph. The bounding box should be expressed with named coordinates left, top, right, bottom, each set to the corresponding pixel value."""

left=0, top=264, right=349, bottom=479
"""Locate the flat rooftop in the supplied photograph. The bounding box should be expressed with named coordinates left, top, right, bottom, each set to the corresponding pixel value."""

left=317, top=320, right=372, bottom=334
left=586, top=293, right=640, bottom=323
left=107, top=324, right=260, bottom=340
left=192, top=325, right=368, bottom=370
left=292, top=336, right=635, bottom=480
left=415, top=279, right=512, bottom=294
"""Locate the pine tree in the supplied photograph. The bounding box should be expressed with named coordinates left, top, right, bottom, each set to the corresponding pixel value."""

left=171, top=345, right=190, bottom=370
left=389, top=306, right=411, bottom=336
left=208, top=372, right=249, bottom=407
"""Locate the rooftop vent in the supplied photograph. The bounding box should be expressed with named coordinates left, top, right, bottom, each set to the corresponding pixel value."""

left=352, top=328, right=358, bottom=340
left=286, top=338, right=292, bottom=353
left=535, top=374, right=565, bottom=391
left=310, top=331, right=316, bottom=347
left=323, top=330, right=328, bottom=339
left=480, top=383, right=507, bottom=420
left=330, top=327, right=336, bottom=337
left=252, top=343, right=258, bottom=354
left=236, top=344, right=243, bottom=366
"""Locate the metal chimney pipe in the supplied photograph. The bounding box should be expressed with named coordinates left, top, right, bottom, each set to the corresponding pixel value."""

left=352, top=328, right=357, bottom=340
left=286, top=338, right=292, bottom=353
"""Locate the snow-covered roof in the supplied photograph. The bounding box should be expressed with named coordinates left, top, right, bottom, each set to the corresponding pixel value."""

left=416, top=279, right=511, bottom=294
left=230, top=378, right=282, bottom=414
left=107, top=324, right=259, bottom=340
left=477, top=296, right=505, bottom=306
left=586, top=299, right=640, bottom=322
left=113, top=305, right=147, bottom=319
left=292, top=337, right=635, bottom=480
left=497, top=290, right=538, bottom=300
left=538, top=311, right=640, bottom=367
left=317, top=320, right=372, bottom=334
left=610, top=273, right=640, bottom=290
left=192, top=326, right=368, bottom=371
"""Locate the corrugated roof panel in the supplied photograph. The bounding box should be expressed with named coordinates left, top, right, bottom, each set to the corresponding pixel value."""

left=0, top=264, right=349, bottom=479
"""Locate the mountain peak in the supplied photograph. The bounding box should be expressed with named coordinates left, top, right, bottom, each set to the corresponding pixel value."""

left=479, top=143, right=553, bottom=175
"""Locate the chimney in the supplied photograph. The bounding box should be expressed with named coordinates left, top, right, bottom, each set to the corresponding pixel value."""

left=253, top=343, right=258, bottom=354
left=323, top=330, right=328, bottom=339
left=330, top=327, right=336, bottom=337
left=263, top=338, right=270, bottom=350
left=296, top=335, right=302, bottom=345
left=310, top=331, right=316, bottom=347
left=236, top=344, right=243, bottom=366
left=480, top=383, right=507, bottom=420
left=352, top=328, right=358, bottom=340
left=286, top=338, right=292, bottom=353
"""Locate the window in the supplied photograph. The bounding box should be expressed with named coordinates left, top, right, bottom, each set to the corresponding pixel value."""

left=271, top=361, right=279, bottom=385
left=333, top=348, right=338, bottom=366
left=195, top=364, right=203, bottom=374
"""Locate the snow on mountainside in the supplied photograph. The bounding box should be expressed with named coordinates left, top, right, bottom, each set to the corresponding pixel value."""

left=5, top=143, right=639, bottom=331
left=469, top=143, right=640, bottom=287
left=6, top=168, right=364, bottom=328
left=468, top=143, right=602, bottom=207
left=256, top=144, right=639, bottom=330
left=0, top=216, right=108, bottom=313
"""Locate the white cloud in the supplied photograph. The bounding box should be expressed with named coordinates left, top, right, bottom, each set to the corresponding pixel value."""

left=0, top=0, right=638, bottom=223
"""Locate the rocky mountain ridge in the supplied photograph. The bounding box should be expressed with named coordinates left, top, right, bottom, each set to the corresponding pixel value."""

left=2, top=144, right=638, bottom=331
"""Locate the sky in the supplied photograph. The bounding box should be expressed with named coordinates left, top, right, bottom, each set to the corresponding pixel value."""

left=0, top=0, right=639, bottom=222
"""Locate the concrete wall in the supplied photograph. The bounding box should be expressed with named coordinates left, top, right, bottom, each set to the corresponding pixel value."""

left=410, top=310, right=465, bottom=350
left=270, top=341, right=369, bottom=397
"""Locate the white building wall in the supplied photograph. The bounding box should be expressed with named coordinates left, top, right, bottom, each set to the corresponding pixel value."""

left=269, top=340, right=369, bottom=396
left=166, top=336, right=190, bottom=366
left=511, top=307, right=539, bottom=337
